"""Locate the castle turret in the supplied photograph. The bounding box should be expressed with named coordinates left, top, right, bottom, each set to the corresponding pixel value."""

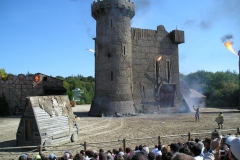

left=89, top=0, right=135, bottom=116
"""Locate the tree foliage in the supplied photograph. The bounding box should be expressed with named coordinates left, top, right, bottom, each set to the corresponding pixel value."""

left=181, top=70, right=239, bottom=107
left=62, top=75, right=95, bottom=104
left=0, top=69, right=6, bottom=75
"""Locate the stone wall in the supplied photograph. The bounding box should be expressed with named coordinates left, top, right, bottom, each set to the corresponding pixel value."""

left=131, top=26, right=186, bottom=113
left=0, top=74, right=65, bottom=113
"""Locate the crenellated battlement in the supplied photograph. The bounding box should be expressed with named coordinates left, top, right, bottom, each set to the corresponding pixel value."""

left=92, top=0, right=135, bottom=20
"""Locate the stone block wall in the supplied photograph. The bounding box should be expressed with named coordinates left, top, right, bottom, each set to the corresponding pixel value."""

left=0, top=74, right=65, bottom=113
left=131, top=25, right=186, bottom=113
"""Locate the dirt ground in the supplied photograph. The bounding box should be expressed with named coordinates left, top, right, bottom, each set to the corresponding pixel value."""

left=0, top=105, right=239, bottom=160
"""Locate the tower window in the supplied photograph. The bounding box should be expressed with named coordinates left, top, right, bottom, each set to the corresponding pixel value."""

left=167, top=60, right=170, bottom=83
left=111, top=19, right=112, bottom=28
left=123, top=46, right=126, bottom=55
left=111, top=71, right=113, bottom=81
left=156, top=60, right=159, bottom=84
left=143, top=86, right=146, bottom=98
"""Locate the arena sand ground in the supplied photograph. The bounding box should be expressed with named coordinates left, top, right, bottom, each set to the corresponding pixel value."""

left=0, top=105, right=239, bottom=160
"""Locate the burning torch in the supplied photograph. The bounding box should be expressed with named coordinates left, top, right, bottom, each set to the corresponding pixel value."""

left=224, top=42, right=240, bottom=109
left=156, top=56, right=162, bottom=85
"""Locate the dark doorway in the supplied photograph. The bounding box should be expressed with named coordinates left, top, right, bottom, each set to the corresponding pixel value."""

left=160, top=84, right=176, bottom=107
left=25, top=119, right=32, bottom=141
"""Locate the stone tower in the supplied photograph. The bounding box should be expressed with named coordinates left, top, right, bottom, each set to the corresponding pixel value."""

left=89, top=0, right=135, bottom=116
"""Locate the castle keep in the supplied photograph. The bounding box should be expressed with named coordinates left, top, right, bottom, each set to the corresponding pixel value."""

left=89, top=0, right=190, bottom=116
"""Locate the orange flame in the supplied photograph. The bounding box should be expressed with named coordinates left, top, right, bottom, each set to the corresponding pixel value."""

left=224, top=41, right=237, bottom=55
left=157, top=56, right=162, bottom=61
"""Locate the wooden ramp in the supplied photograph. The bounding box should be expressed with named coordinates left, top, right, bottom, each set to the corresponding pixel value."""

left=16, top=95, right=78, bottom=146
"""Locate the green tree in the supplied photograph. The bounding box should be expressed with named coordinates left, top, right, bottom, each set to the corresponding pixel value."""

left=182, top=70, right=239, bottom=108
left=0, top=68, right=6, bottom=75
left=62, top=75, right=95, bottom=104
left=26, top=71, right=34, bottom=76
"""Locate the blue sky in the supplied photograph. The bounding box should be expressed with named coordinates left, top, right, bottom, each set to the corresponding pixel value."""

left=0, top=0, right=240, bottom=78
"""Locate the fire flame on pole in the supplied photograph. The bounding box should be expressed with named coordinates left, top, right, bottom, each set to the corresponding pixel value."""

left=157, top=56, right=162, bottom=61
left=86, top=48, right=95, bottom=53
left=224, top=41, right=237, bottom=56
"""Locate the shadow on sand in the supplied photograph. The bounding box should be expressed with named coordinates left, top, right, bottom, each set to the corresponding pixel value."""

left=73, top=111, right=89, bottom=117
left=0, top=139, right=38, bottom=153
left=201, top=110, right=239, bottom=114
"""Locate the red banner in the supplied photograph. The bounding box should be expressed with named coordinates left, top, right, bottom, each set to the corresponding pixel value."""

left=33, top=75, right=41, bottom=83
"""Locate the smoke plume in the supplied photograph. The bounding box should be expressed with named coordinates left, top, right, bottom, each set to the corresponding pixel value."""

left=184, top=20, right=211, bottom=30
left=184, top=0, right=240, bottom=29
left=221, top=34, right=233, bottom=43
left=134, top=0, right=151, bottom=15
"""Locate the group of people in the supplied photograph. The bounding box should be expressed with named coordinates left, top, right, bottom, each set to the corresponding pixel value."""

left=18, top=134, right=240, bottom=160
left=193, top=106, right=224, bottom=129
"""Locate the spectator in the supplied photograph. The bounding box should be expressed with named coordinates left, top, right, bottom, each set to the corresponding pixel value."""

left=143, top=145, right=149, bottom=155
left=99, top=149, right=104, bottom=154
left=204, top=136, right=222, bottom=160
left=26, top=154, right=33, bottom=160
left=118, top=147, right=124, bottom=156
left=139, top=145, right=143, bottom=152
left=63, top=150, right=72, bottom=160
left=112, top=149, right=118, bottom=157
left=107, top=150, right=112, bottom=155
left=63, top=153, right=70, bottom=160
left=172, top=153, right=195, bottom=160
left=107, top=155, right=114, bottom=160
left=80, top=150, right=86, bottom=160
left=19, top=154, right=27, bottom=160
left=179, top=147, right=191, bottom=155
left=177, top=142, right=184, bottom=149
left=99, top=153, right=107, bottom=160
left=125, top=147, right=133, bottom=158
left=131, top=152, right=148, bottom=160
left=155, top=144, right=162, bottom=157
left=203, top=138, right=211, bottom=154
left=161, top=145, right=171, bottom=154
left=33, top=155, right=41, bottom=160
left=189, top=143, right=203, bottom=160
left=80, top=150, right=86, bottom=156
left=151, top=145, right=158, bottom=155
left=49, top=153, right=57, bottom=160
left=134, top=146, right=140, bottom=154
left=226, top=137, right=240, bottom=160
left=74, top=154, right=83, bottom=160
left=106, top=150, right=114, bottom=160
left=92, top=151, right=98, bottom=160
left=86, top=150, right=95, bottom=160
left=116, top=155, right=124, bottom=160
left=147, top=152, right=155, bottom=160
left=197, top=141, right=205, bottom=157
left=195, top=138, right=200, bottom=143
left=156, top=155, right=161, bottom=160
left=161, top=152, right=172, bottom=160
left=170, top=143, right=180, bottom=157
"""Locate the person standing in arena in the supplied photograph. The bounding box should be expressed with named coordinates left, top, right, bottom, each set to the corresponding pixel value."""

left=217, top=112, right=224, bottom=129
left=193, top=106, right=200, bottom=122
